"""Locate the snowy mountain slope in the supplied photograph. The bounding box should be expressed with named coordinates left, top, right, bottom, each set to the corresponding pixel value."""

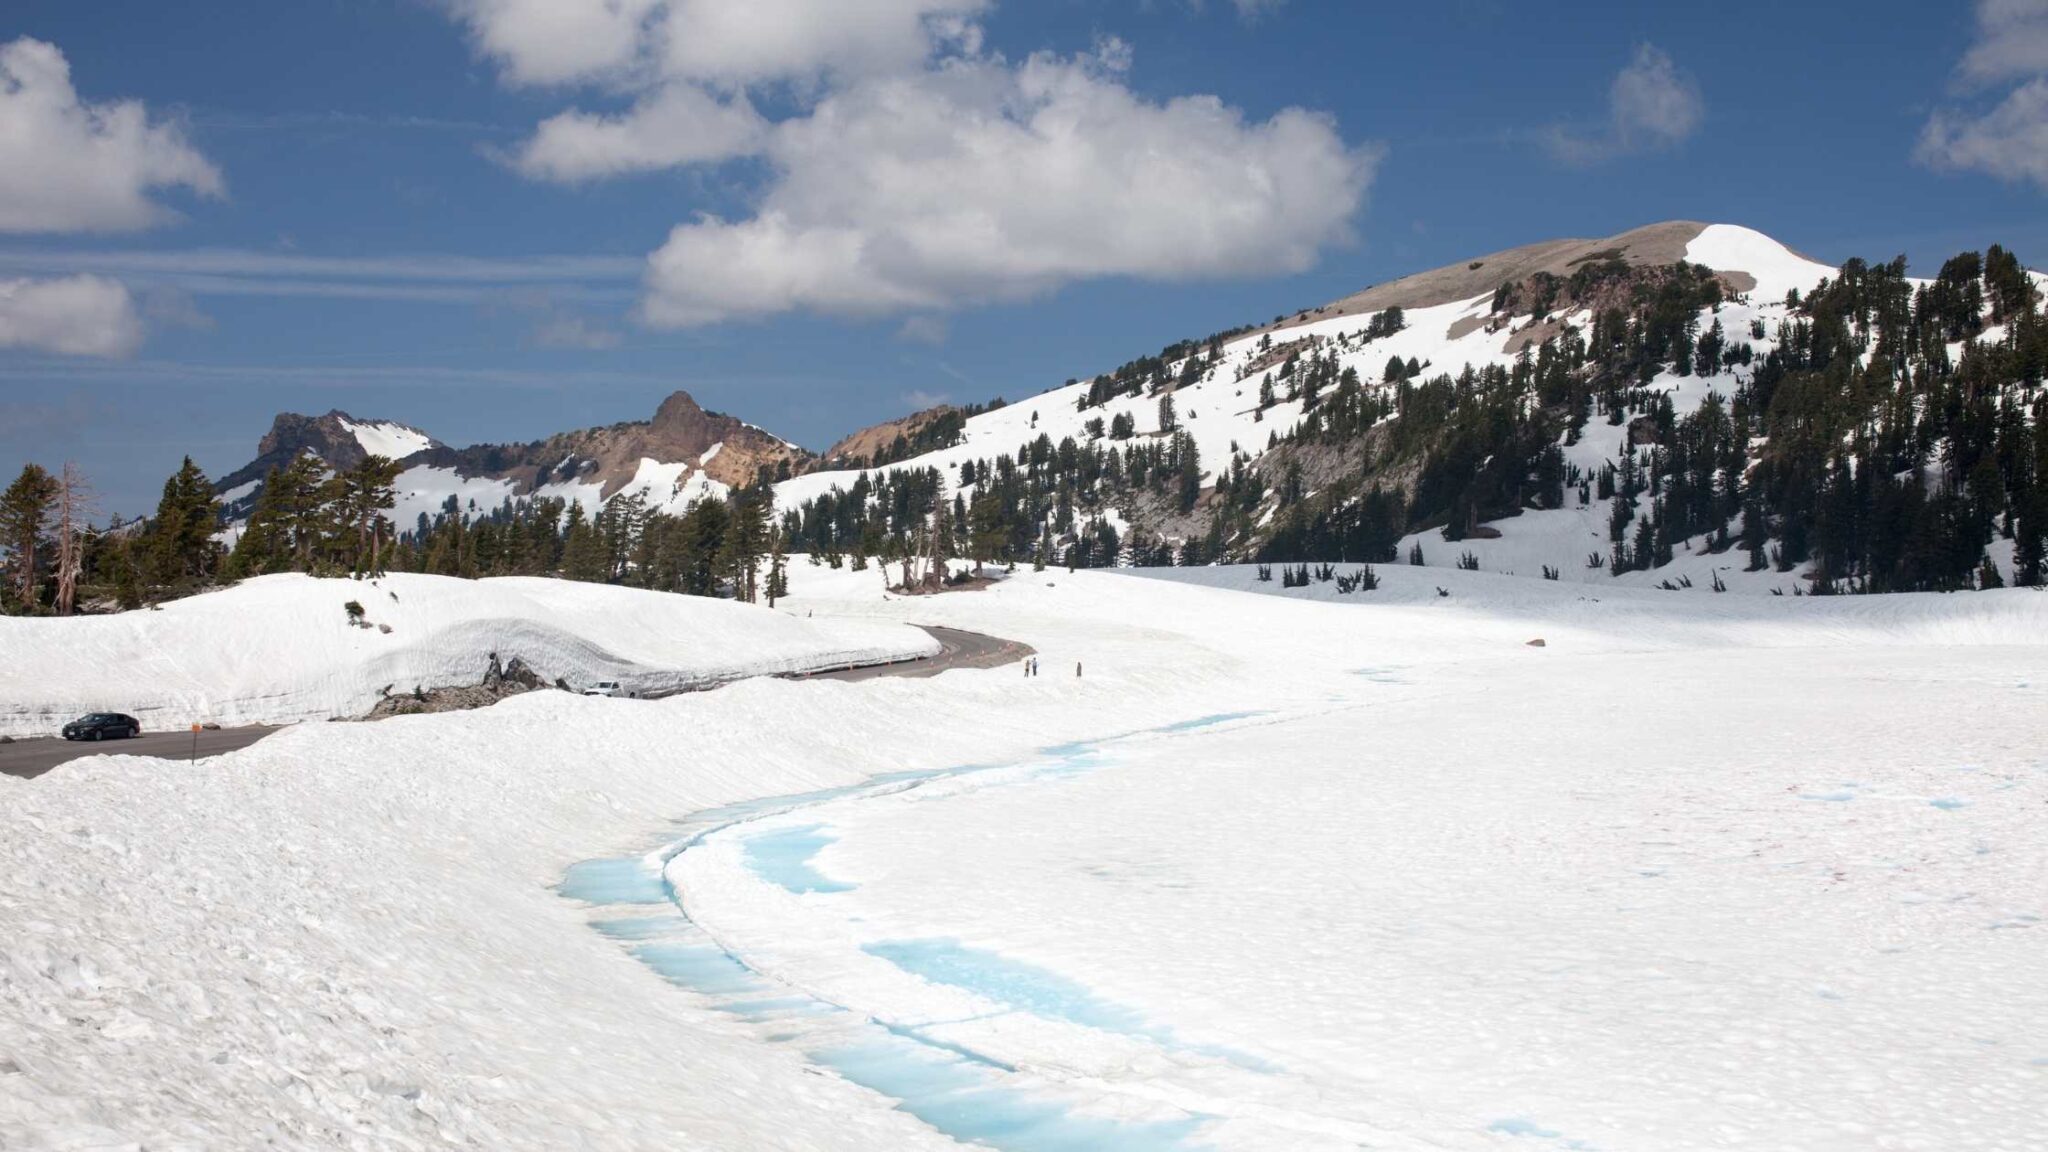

left=769, top=224, right=1836, bottom=549
left=0, top=572, right=936, bottom=736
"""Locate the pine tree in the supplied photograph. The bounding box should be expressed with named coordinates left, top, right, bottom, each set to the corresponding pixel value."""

left=332, top=455, right=402, bottom=577
left=147, top=457, right=222, bottom=587
left=105, top=532, right=143, bottom=610
left=227, top=466, right=290, bottom=578
left=719, top=487, right=769, bottom=600
left=267, top=453, right=331, bottom=572
left=562, top=502, right=607, bottom=582
left=765, top=531, right=789, bottom=606
left=0, top=463, right=58, bottom=610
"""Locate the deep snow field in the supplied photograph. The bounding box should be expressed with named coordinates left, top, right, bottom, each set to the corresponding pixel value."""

left=3, top=564, right=2045, bottom=1150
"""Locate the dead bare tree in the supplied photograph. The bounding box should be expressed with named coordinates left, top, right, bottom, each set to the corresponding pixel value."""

left=53, top=462, right=95, bottom=616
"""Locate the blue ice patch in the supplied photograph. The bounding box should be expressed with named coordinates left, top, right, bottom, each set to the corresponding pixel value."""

left=558, top=858, right=668, bottom=905
left=743, top=823, right=856, bottom=894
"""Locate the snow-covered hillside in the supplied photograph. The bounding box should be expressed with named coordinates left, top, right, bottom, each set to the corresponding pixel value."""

left=0, top=573, right=936, bottom=736
left=6, top=561, right=2042, bottom=1150
left=769, top=223, right=1851, bottom=584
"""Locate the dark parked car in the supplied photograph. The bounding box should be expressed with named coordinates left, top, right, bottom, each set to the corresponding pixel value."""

left=62, top=713, right=141, bottom=741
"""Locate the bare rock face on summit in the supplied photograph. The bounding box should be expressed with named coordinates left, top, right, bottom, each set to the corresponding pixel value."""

left=1265, top=221, right=1764, bottom=334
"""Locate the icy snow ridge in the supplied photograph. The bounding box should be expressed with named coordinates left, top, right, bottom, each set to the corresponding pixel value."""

left=0, top=572, right=936, bottom=736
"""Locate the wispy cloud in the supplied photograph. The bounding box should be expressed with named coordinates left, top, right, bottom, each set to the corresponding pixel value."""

left=895, top=315, right=948, bottom=345
left=1543, top=44, right=1703, bottom=165
left=0, top=247, right=642, bottom=305
left=0, top=358, right=699, bottom=390
left=528, top=313, right=623, bottom=350
left=190, top=109, right=519, bottom=136
left=1917, top=0, right=2048, bottom=188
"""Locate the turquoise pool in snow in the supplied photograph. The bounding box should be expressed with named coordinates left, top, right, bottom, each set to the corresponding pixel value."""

left=743, top=823, right=856, bottom=894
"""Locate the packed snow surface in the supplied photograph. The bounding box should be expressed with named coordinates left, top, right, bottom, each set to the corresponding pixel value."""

left=0, top=572, right=935, bottom=736
left=5, top=561, right=2044, bottom=1148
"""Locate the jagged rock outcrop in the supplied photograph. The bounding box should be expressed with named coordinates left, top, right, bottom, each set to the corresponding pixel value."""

left=213, top=411, right=440, bottom=515
left=214, top=390, right=815, bottom=523
left=364, top=654, right=556, bottom=719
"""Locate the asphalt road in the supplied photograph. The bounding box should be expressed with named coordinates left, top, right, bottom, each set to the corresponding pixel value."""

left=1, top=625, right=1029, bottom=781
left=0, top=726, right=282, bottom=781
left=806, top=625, right=1033, bottom=682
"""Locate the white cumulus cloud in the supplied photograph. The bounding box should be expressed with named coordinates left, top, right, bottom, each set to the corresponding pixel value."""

left=450, top=3, right=1374, bottom=327
left=446, top=0, right=663, bottom=87
left=641, top=50, right=1373, bottom=325
left=513, top=84, right=765, bottom=182
left=1918, top=1, right=2048, bottom=188
left=0, top=37, right=224, bottom=233
left=651, top=0, right=988, bottom=88
left=452, top=0, right=987, bottom=90
left=0, top=274, right=144, bottom=357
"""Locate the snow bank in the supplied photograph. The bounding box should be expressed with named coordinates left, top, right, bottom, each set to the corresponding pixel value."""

left=0, top=573, right=936, bottom=736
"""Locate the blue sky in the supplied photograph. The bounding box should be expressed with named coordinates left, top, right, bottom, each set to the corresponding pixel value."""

left=2, top=0, right=2044, bottom=516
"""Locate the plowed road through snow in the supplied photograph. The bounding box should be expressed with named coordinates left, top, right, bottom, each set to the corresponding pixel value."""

left=806, top=624, right=1033, bottom=682
left=0, top=727, right=283, bottom=780
left=0, top=625, right=1025, bottom=780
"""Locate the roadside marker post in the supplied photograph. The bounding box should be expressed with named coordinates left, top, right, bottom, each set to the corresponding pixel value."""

left=190, top=723, right=200, bottom=762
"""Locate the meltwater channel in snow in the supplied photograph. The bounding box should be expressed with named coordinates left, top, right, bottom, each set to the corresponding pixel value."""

left=743, top=824, right=857, bottom=894
left=556, top=712, right=1271, bottom=1152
